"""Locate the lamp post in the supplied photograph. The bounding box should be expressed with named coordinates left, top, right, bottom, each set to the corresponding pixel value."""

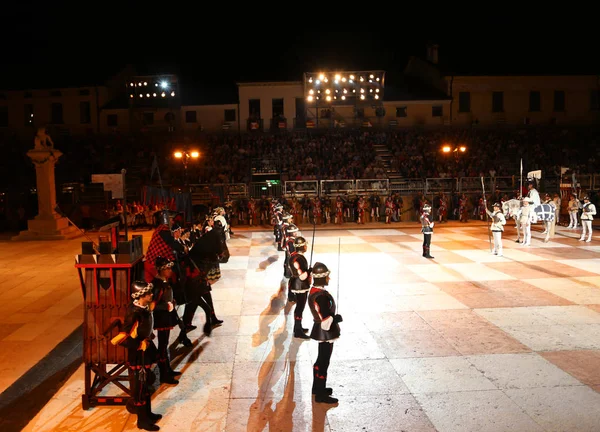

left=441, top=144, right=467, bottom=197
left=173, top=149, right=200, bottom=187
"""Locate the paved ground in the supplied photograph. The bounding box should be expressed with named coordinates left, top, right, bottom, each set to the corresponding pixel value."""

left=2, top=221, right=600, bottom=431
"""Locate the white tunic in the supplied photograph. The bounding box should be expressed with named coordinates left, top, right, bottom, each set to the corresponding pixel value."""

left=581, top=203, right=597, bottom=221
left=527, top=188, right=541, bottom=206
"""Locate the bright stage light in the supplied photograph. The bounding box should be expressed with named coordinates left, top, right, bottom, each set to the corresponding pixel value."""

left=146, top=93, right=150, bottom=97
left=161, top=81, right=168, bottom=89
left=319, top=73, right=324, bottom=80
left=307, top=95, right=313, bottom=101
left=308, top=78, right=313, bottom=83
left=144, top=82, right=147, bottom=86
left=130, top=94, right=133, bottom=98
left=309, top=89, right=314, bottom=95
left=341, top=77, right=346, bottom=82
left=360, top=88, right=365, bottom=93
left=376, top=89, right=379, bottom=92
left=459, top=146, right=467, bottom=152
left=315, top=79, right=320, bottom=84
left=190, top=151, right=200, bottom=158
left=360, top=94, right=365, bottom=100
left=350, top=75, right=355, bottom=80
left=171, top=91, right=175, bottom=96
left=326, top=95, right=331, bottom=101
left=374, top=94, right=379, bottom=99
left=325, top=89, right=330, bottom=94
left=360, top=76, right=364, bottom=82
left=335, top=74, right=340, bottom=81
left=174, top=151, right=183, bottom=158
left=161, top=92, right=166, bottom=97
left=341, top=95, right=346, bottom=100
left=442, top=146, right=451, bottom=153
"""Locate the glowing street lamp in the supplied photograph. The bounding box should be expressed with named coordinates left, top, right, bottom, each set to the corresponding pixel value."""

left=173, top=149, right=200, bottom=185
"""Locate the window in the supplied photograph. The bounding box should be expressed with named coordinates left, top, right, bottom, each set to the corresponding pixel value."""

left=272, top=98, right=284, bottom=118
left=143, top=112, right=154, bottom=125
left=0, top=107, right=7, bottom=127
left=396, top=106, right=407, bottom=117
left=492, top=92, right=504, bottom=112
left=80, top=101, right=91, bottom=124
left=24, top=104, right=34, bottom=126
left=224, top=109, right=236, bottom=122
left=79, top=89, right=90, bottom=96
left=553, top=90, right=565, bottom=112
left=185, top=110, right=197, bottom=123
left=432, top=105, right=443, bottom=117
left=591, top=90, right=600, bottom=111
left=295, top=98, right=305, bottom=119
left=50, top=90, right=62, bottom=97
left=249, top=99, right=260, bottom=119
left=107, top=114, right=118, bottom=127
left=458, top=92, right=471, bottom=113
left=51, top=103, right=63, bottom=124
left=529, top=91, right=541, bottom=112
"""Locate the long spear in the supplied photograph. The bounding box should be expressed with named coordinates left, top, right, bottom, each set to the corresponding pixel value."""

left=337, top=237, right=341, bottom=312
left=481, top=177, right=492, bottom=252
left=519, top=158, right=523, bottom=198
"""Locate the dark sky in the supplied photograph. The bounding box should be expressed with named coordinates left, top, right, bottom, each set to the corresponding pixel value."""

left=1, top=6, right=598, bottom=91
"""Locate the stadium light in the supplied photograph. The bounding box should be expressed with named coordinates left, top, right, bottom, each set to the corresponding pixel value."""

left=174, top=151, right=183, bottom=158
left=459, top=146, right=467, bottom=152
left=190, top=151, right=200, bottom=158
left=442, top=145, right=451, bottom=153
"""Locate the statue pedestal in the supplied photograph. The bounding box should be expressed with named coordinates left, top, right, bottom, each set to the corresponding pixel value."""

left=12, top=149, right=80, bottom=241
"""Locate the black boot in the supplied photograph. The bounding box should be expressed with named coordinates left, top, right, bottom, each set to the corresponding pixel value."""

left=312, top=387, right=333, bottom=395
left=425, top=246, right=434, bottom=259
left=203, top=320, right=213, bottom=336
left=178, top=330, right=193, bottom=348
left=315, top=393, right=339, bottom=404
left=422, top=245, right=427, bottom=258
left=293, top=320, right=310, bottom=339
left=137, top=404, right=160, bottom=430
left=210, top=313, right=223, bottom=327
left=158, top=362, right=178, bottom=385
left=145, top=396, right=162, bottom=423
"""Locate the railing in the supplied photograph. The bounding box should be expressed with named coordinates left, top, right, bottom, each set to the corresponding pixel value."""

left=320, top=180, right=354, bottom=195
left=284, top=180, right=319, bottom=196
left=355, top=179, right=389, bottom=193
left=390, top=179, right=425, bottom=194
left=249, top=181, right=283, bottom=198
left=189, top=183, right=247, bottom=204
left=425, top=178, right=458, bottom=194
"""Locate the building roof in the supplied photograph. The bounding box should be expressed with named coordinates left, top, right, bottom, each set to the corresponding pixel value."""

left=383, top=75, right=450, bottom=102
left=101, top=93, right=130, bottom=110
left=180, top=86, right=238, bottom=106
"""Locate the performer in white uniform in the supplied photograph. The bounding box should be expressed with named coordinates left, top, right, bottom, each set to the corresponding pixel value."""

left=579, top=196, right=596, bottom=242
left=527, top=183, right=541, bottom=206
left=567, top=193, right=580, bottom=229
left=518, top=198, right=535, bottom=246
left=486, top=202, right=506, bottom=256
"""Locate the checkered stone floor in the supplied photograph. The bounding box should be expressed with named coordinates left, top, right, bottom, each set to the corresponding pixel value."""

left=19, top=223, right=600, bottom=431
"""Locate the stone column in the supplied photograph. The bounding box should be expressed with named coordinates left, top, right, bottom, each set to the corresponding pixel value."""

left=12, top=149, right=78, bottom=240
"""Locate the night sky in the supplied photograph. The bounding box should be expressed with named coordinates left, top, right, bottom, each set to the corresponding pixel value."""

left=1, top=6, right=598, bottom=92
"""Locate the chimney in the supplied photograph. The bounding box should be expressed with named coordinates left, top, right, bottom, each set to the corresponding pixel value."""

left=426, top=44, right=439, bottom=64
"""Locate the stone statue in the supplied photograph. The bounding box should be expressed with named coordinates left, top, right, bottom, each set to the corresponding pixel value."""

left=34, top=127, right=54, bottom=150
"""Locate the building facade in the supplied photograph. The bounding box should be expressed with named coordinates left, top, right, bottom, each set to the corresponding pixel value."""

left=1, top=55, right=599, bottom=137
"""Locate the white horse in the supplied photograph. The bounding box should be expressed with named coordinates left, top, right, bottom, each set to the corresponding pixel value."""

left=502, top=199, right=555, bottom=243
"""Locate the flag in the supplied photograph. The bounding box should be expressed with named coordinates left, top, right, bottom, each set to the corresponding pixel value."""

left=150, top=155, right=159, bottom=180
left=520, top=159, right=523, bottom=174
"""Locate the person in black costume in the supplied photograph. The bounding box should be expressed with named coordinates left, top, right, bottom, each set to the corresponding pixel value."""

left=308, top=262, right=342, bottom=404
left=111, top=281, right=162, bottom=431
left=288, top=236, right=310, bottom=339
left=151, top=257, right=181, bottom=385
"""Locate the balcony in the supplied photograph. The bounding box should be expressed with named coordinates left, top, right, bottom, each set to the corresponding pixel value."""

left=269, top=118, right=288, bottom=131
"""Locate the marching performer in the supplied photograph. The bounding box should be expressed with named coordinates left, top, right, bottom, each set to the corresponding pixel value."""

left=283, top=223, right=300, bottom=280
left=552, top=193, right=561, bottom=225
left=518, top=197, right=535, bottom=246
left=111, top=281, right=162, bottom=431
left=151, top=257, right=181, bottom=385
left=527, top=182, right=541, bottom=206
left=567, top=193, right=580, bottom=229
left=288, top=236, right=311, bottom=339
left=335, top=196, right=344, bottom=224
left=308, top=262, right=342, bottom=404
left=438, top=193, right=448, bottom=223
left=580, top=196, right=596, bottom=242
left=420, top=204, right=435, bottom=259
left=356, top=196, right=365, bottom=224
left=370, top=193, right=381, bottom=222
left=385, top=195, right=394, bottom=224
left=486, top=202, right=507, bottom=256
